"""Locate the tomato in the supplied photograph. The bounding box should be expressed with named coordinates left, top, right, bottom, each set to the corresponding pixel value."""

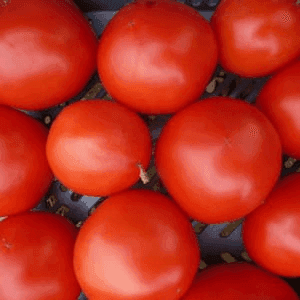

left=0, top=105, right=53, bottom=217
left=46, top=100, right=152, bottom=196
left=255, top=60, right=300, bottom=159
left=243, top=172, right=300, bottom=277
left=0, top=0, right=98, bottom=110
left=210, top=0, right=300, bottom=78
left=182, top=262, right=299, bottom=300
left=155, top=97, right=282, bottom=224
left=0, top=211, right=80, bottom=300
left=97, top=0, right=218, bottom=114
left=73, top=189, right=200, bottom=300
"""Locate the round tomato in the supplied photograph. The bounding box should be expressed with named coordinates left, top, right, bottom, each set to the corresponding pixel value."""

left=97, top=0, right=218, bottom=114
left=155, top=97, right=282, bottom=224
left=182, top=262, right=299, bottom=300
left=210, top=0, right=300, bottom=77
left=46, top=100, right=152, bottom=196
left=0, top=0, right=98, bottom=110
left=73, top=189, right=200, bottom=300
left=243, top=172, right=300, bottom=277
left=0, top=211, right=80, bottom=300
left=0, top=105, right=53, bottom=217
left=255, top=60, right=300, bottom=159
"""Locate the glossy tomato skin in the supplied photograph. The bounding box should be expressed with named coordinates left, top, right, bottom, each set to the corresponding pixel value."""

left=0, top=211, right=81, bottom=300
left=211, top=0, right=300, bottom=77
left=97, top=0, right=218, bottom=114
left=243, top=172, right=300, bottom=277
left=73, top=189, right=200, bottom=300
left=155, top=97, right=282, bottom=224
left=46, top=100, right=152, bottom=196
left=0, top=0, right=98, bottom=110
left=256, top=60, right=300, bottom=159
left=0, top=105, right=53, bottom=216
left=182, top=262, right=299, bottom=300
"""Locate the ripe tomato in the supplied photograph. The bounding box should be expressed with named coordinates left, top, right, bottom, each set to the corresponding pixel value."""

left=0, top=211, right=80, bottom=300
left=97, top=0, right=218, bottom=114
left=155, top=97, right=282, bottom=224
left=182, top=262, right=299, bottom=300
left=210, top=0, right=300, bottom=77
left=73, top=189, right=200, bottom=300
left=243, top=172, right=300, bottom=277
left=255, top=60, right=300, bottom=159
left=46, top=100, right=152, bottom=196
left=0, top=0, right=98, bottom=110
left=0, top=105, right=53, bottom=217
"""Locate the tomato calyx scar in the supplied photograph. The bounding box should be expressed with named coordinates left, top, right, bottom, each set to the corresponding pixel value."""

left=1, top=238, right=12, bottom=250
left=0, top=0, right=10, bottom=7
left=137, top=163, right=150, bottom=184
left=224, top=137, right=233, bottom=148
left=128, top=20, right=135, bottom=28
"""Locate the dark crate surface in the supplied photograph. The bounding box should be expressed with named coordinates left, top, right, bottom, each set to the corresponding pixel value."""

left=15, top=1, right=300, bottom=299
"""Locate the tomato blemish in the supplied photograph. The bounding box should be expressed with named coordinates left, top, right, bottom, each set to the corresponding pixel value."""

left=0, top=0, right=10, bottom=7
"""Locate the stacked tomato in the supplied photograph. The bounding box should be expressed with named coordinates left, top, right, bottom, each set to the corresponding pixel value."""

left=0, top=0, right=300, bottom=299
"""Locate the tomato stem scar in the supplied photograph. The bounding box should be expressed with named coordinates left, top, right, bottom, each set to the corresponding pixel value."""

left=137, top=163, right=150, bottom=184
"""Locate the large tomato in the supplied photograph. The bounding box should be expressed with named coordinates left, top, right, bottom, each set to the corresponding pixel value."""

left=255, top=60, right=300, bottom=159
left=73, top=189, right=200, bottom=300
left=155, top=97, right=282, bottom=224
left=0, top=0, right=98, bottom=110
left=46, top=100, right=152, bottom=196
left=0, top=211, right=81, bottom=300
left=211, top=0, right=300, bottom=77
left=0, top=105, right=53, bottom=217
left=97, top=0, right=218, bottom=114
left=182, top=262, right=299, bottom=300
left=243, top=172, right=300, bottom=277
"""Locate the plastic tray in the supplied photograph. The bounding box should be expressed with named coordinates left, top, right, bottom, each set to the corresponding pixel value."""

left=24, top=0, right=300, bottom=298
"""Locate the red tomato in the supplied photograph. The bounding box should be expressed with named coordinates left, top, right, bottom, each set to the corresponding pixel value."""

left=255, top=60, right=300, bottom=159
left=0, top=0, right=98, bottom=110
left=243, top=172, right=300, bottom=277
left=46, top=100, right=152, bottom=196
left=0, top=105, right=53, bottom=217
left=0, top=211, right=81, bottom=300
left=97, top=0, right=218, bottom=114
left=155, top=97, right=282, bottom=224
left=73, top=189, right=200, bottom=300
left=182, top=262, right=299, bottom=300
left=210, top=0, right=300, bottom=77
